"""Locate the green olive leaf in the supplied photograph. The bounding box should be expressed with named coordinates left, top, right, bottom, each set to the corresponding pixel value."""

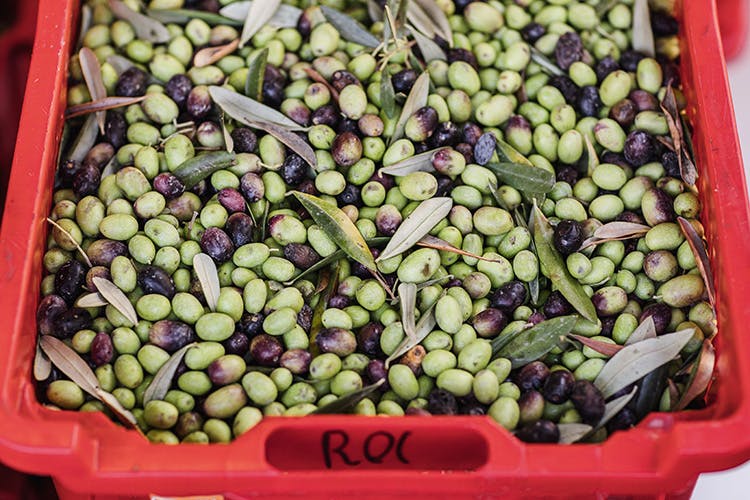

left=495, top=315, right=578, bottom=368
left=67, top=114, right=99, bottom=163
left=386, top=292, right=442, bottom=367
left=380, top=72, right=398, bottom=119
left=240, top=0, right=282, bottom=48
left=625, top=316, right=657, bottom=345
left=77, top=4, right=92, bottom=49
left=312, top=379, right=386, bottom=414
left=594, top=328, right=695, bottom=398
left=391, top=70, right=430, bottom=144
left=143, top=343, right=198, bottom=405
left=398, top=282, right=418, bottom=341
left=219, top=0, right=302, bottom=28
left=209, top=85, right=307, bottom=131
left=193, top=253, right=221, bottom=311
left=245, top=48, right=268, bottom=101
left=292, top=192, right=376, bottom=271
left=93, top=277, right=138, bottom=325
left=408, top=0, right=452, bottom=44
left=632, top=0, right=655, bottom=57
left=532, top=205, right=598, bottom=322
left=367, top=0, right=384, bottom=22
left=557, top=423, right=593, bottom=444
left=321, top=6, right=380, bottom=48
left=495, top=137, right=534, bottom=166
left=378, top=148, right=438, bottom=176
left=173, top=151, right=236, bottom=189
left=583, top=133, right=599, bottom=177
left=106, top=54, right=136, bottom=76
left=409, top=26, right=446, bottom=62
left=79, top=48, right=107, bottom=134
left=674, top=339, right=715, bottom=411
left=108, top=0, right=170, bottom=43
left=249, top=119, right=317, bottom=168
left=377, top=197, right=453, bottom=262
left=486, top=162, right=556, bottom=194
left=146, top=8, right=242, bottom=26
left=529, top=47, right=564, bottom=76
left=33, top=341, right=52, bottom=382
left=677, top=217, right=715, bottom=305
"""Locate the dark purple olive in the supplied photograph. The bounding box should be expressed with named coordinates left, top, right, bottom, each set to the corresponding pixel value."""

left=462, top=122, right=483, bottom=145
left=296, top=7, right=313, bottom=37
left=153, top=173, right=185, bottom=199
left=225, top=212, right=255, bottom=247
left=578, top=85, right=602, bottom=117
left=55, top=260, right=86, bottom=306
left=447, top=48, right=478, bottom=70
left=595, top=56, right=620, bottom=82
left=428, top=388, right=458, bottom=415
left=53, top=308, right=92, bottom=339
left=570, top=380, right=606, bottom=424
left=37, top=295, right=67, bottom=336
left=515, top=361, right=550, bottom=392
left=83, top=143, right=115, bottom=170
left=624, top=130, right=655, bottom=166
left=601, top=316, right=616, bottom=337
left=428, top=121, right=461, bottom=148
left=165, top=74, right=193, bottom=107
left=473, top=132, right=497, bottom=166
left=521, top=22, right=546, bottom=43
left=542, top=370, right=575, bottom=404
left=661, top=150, right=681, bottom=178
left=527, top=311, right=546, bottom=325
left=86, top=239, right=127, bottom=266
left=357, top=322, right=384, bottom=357
left=640, top=303, right=672, bottom=335
left=365, top=359, right=388, bottom=387
left=548, top=75, right=580, bottom=104
left=239, top=313, right=264, bottom=337
left=609, top=99, right=637, bottom=128
left=391, top=68, right=418, bottom=94
left=606, top=408, right=637, bottom=433
left=217, top=188, right=246, bottom=214
left=175, top=411, right=204, bottom=439
left=336, top=184, right=361, bottom=207
left=331, top=131, right=363, bottom=167
left=280, top=154, right=307, bottom=186
left=137, top=266, right=176, bottom=298
left=331, top=70, right=360, bottom=91
left=543, top=291, right=573, bottom=318
left=337, top=119, right=360, bottom=137
left=619, top=50, right=646, bottom=72
left=223, top=331, right=250, bottom=356
left=284, top=243, right=321, bottom=269
left=556, top=166, right=578, bottom=185
left=460, top=402, right=487, bottom=416
left=90, top=332, right=114, bottom=366
left=472, top=308, right=508, bottom=338
left=553, top=220, right=584, bottom=256
left=616, top=211, right=646, bottom=225
left=490, top=281, right=528, bottom=312
left=316, top=328, right=357, bottom=356
left=600, top=151, right=630, bottom=169
left=149, top=320, right=195, bottom=352
left=555, top=32, right=583, bottom=70
left=375, top=204, right=402, bottom=236
left=651, top=11, right=679, bottom=36
left=239, top=172, right=265, bottom=202
left=105, top=111, right=127, bottom=149
left=311, top=104, right=339, bottom=127
left=230, top=127, right=258, bottom=153
left=327, top=295, right=351, bottom=310
left=200, top=227, right=234, bottom=262
left=516, top=420, right=560, bottom=443
left=85, top=266, right=111, bottom=291
left=249, top=334, right=283, bottom=366
left=518, top=390, right=545, bottom=423
left=455, top=143, right=474, bottom=163
left=297, top=304, right=313, bottom=333
left=115, top=67, right=148, bottom=97
left=186, top=86, right=212, bottom=119
left=629, top=89, right=659, bottom=112
left=262, top=65, right=286, bottom=107
left=280, top=348, right=312, bottom=374
left=73, top=163, right=101, bottom=197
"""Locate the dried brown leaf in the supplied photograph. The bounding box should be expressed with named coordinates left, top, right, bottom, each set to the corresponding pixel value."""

left=66, top=95, right=147, bottom=119
left=674, top=340, right=715, bottom=411
left=677, top=217, right=715, bottom=305
left=194, top=39, right=239, bottom=68
left=570, top=334, right=623, bottom=357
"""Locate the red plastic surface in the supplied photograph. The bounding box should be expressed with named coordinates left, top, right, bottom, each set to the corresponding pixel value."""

left=718, top=0, right=749, bottom=60
left=0, top=0, right=37, bottom=217
left=0, top=0, right=749, bottom=498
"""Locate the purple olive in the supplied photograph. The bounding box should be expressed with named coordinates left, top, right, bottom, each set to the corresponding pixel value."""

left=490, top=281, right=528, bottom=312
left=570, top=380, right=606, bottom=424
left=515, top=361, right=550, bottom=392
left=217, top=188, right=246, bottom=213
left=542, top=370, right=575, bottom=404
left=37, top=295, right=68, bottom=336
left=90, top=332, right=114, bottom=366
left=149, top=320, right=196, bottom=352
left=516, top=420, right=560, bottom=443
left=357, top=322, right=384, bottom=357
left=55, top=260, right=86, bottom=305
left=428, top=388, right=458, bottom=415
left=200, top=227, right=234, bottom=262
left=153, top=173, right=186, bottom=200
left=53, top=308, right=92, bottom=339
left=225, top=212, right=255, bottom=247
left=249, top=334, right=283, bottom=366
left=316, top=328, right=357, bottom=356
left=472, top=308, right=508, bottom=338
left=280, top=348, right=312, bottom=374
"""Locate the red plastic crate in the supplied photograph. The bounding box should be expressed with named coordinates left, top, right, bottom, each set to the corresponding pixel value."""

left=717, top=0, right=749, bottom=60
left=1, top=0, right=749, bottom=498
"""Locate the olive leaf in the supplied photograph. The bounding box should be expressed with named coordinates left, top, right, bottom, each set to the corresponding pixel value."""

left=558, top=423, right=593, bottom=444
left=377, top=197, right=453, bottom=262
left=678, top=217, right=715, bottom=305
left=529, top=47, right=564, bottom=76
left=76, top=292, right=109, bottom=308
left=245, top=48, right=268, bottom=101
left=77, top=5, right=92, bottom=49
left=146, top=8, right=242, bottom=26
left=219, top=0, right=302, bottom=28
left=634, top=365, right=668, bottom=420
left=284, top=237, right=390, bottom=285
left=594, top=222, right=651, bottom=240
left=625, top=316, right=656, bottom=345
left=93, top=277, right=138, bottom=325
left=532, top=205, right=598, bottom=322
left=220, top=112, right=234, bottom=153
left=569, top=334, right=622, bottom=357
left=495, top=137, right=534, bottom=166
left=594, top=328, right=695, bottom=398
left=674, top=339, right=715, bottom=411
left=209, top=85, right=307, bottom=131
left=67, top=114, right=99, bottom=163
left=292, top=192, right=376, bottom=271
left=391, top=70, right=430, bottom=144
left=564, top=385, right=639, bottom=443
left=380, top=72, right=397, bottom=119
left=321, top=6, right=380, bottom=48
left=409, top=26, right=446, bottom=62
left=632, top=0, right=655, bottom=57
left=79, top=48, right=107, bottom=133
left=595, top=0, right=618, bottom=16
left=660, top=85, right=697, bottom=186
left=407, top=0, right=452, bottom=43
left=386, top=293, right=441, bottom=367
left=108, top=0, right=170, bottom=43
left=417, top=235, right=508, bottom=264
left=194, top=40, right=239, bottom=68
left=583, top=134, right=599, bottom=177
left=65, top=95, right=147, bottom=120
left=311, top=379, right=386, bottom=414
left=495, top=315, right=578, bottom=368
left=398, top=282, right=418, bottom=341
left=193, top=253, right=220, bottom=312
left=486, top=162, right=556, bottom=194
left=173, top=151, right=236, bottom=189
left=249, top=120, right=317, bottom=168
left=367, top=0, right=384, bottom=22
left=46, top=218, right=93, bottom=267
left=143, top=343, right=197, bottom=405
left=240, top=0, right=282, bottom=48
left=378, top=148, right=438, bottom=176
left=106, top=54, right=136, bottom=76
left=33, top=342, right=52, bottom=382
left=40, top=335, right=138, bottom=429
